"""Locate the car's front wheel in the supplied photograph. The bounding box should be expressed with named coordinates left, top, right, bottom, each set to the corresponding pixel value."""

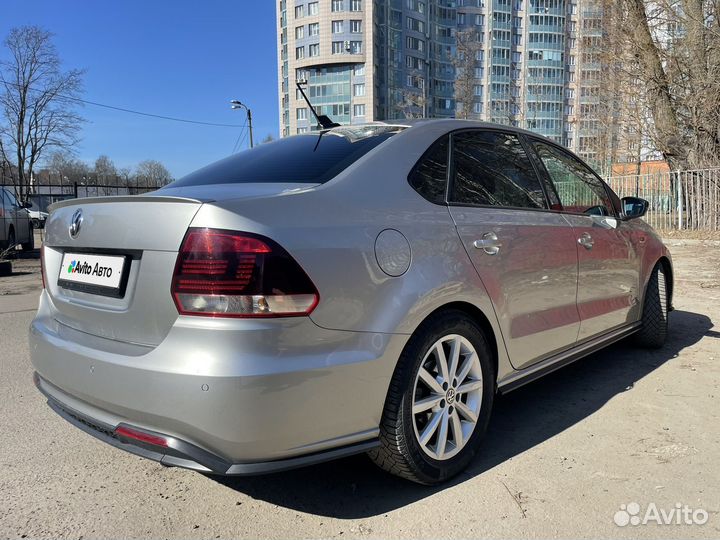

left=369, top=310, right=495, bottom=484
left=634, top=263, right=669, bottom=348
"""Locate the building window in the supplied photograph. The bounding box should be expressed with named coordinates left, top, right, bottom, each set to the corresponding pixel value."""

left=295, top=26, right=304, bottom=39
left=297, top=127, right=309, bottom=134
left=406, top=36, right=424, bottom=51
left=331, top=0, right=344, bottom=11
left=353, top=83, right=365, bottom=96
left=308, top=22, right=319, bottom=36
left=350, top=19, right=362, bottom=33
left=407, top=0, right=425, bottom=13
left=309, top=43, right=320, bottom=56
left=332, top=20, right=344, bottom=33
left=353, top=64, right=365, bottom=76
left=350, top=0, right=362, bottom=11
left=332, top=41, right=344, bottom=54
left=295, top=5, right=304, bottom=18
left=407, top=17, right=425, bottom=32
left=353, top=104, right=366, bottom=116
left=295, top=46, right=305, bottom=59
left=308, top=1, right=319, bottom=15
left=297, top=108, right=308, bottom=120
left=350, top=40, right=362, bottom=53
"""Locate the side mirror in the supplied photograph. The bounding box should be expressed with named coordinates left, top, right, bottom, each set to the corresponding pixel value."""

left=621, top=196, right=649, bottom=220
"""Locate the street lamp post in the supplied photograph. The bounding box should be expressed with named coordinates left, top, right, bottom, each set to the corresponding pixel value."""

left=230, top=100, right=254, bottom=148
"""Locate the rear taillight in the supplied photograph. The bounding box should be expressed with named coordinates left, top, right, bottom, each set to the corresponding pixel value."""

left=40, top=245, right=46, bottom=289
left=171, top=228, right=319, bottom=318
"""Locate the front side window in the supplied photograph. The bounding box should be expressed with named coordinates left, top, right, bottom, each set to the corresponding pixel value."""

left=408, top=136, right=449, bottom=205
left=532, top=141, right=613, bottom=215
left=450, top=130, right=547, bottom=209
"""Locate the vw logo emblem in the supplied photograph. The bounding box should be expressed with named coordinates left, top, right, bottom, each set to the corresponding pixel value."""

left=69, top=209, right=83, bottom=239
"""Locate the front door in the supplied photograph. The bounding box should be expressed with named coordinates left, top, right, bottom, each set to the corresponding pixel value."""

left=530, top=140, right=641, bottom=340
left=447, top=129, right=580, bottom=370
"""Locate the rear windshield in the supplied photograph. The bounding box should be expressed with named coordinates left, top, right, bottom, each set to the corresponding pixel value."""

left=170, top=125, right=404, bottom=187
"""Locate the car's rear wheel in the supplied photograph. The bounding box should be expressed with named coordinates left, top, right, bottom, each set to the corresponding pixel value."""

left=369, top=310, right=495, bottom=484
left=634, top=263, right=668, bottom=348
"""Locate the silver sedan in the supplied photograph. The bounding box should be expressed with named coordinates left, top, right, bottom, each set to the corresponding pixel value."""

left=29, top=120, right=672, bottom=484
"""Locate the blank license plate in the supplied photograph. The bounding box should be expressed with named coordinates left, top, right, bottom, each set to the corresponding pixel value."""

left=58, top=252, right=127, bottom=296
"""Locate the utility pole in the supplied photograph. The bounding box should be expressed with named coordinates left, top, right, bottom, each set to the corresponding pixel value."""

left=230, top=100, right=254, bottom=148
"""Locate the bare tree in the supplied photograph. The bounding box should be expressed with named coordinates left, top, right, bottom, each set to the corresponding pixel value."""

left=615, top=0, right=720, bottom=169
left=135, top=160, right=173, bottom=187
left=46, top=151, right=90, bottom=180
left=452, top=30, right=481, bottom=120
left=0, top=26, right=83, bottom=202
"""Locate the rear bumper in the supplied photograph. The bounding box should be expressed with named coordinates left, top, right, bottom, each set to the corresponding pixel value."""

left=29, top=291, right=407, bottom=468
left=34, top=373, right=378, bottom=475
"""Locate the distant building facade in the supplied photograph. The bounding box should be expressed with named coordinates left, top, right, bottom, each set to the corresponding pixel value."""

left=277, top=0, right=616, bottom=165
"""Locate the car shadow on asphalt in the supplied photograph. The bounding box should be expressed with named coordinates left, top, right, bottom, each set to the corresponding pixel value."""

left=209, top=309, right=713, bottom=518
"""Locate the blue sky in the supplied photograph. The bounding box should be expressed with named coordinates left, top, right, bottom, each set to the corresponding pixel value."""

left=1, top=1, right=278, bottom=178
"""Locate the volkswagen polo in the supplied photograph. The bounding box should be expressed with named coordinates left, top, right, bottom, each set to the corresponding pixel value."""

left=29, top=120, right=672, bottom=484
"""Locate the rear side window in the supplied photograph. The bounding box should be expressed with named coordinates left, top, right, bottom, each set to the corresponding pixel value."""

left=170, top=126, right=403, bottom=187
left=450, top=130, right=547, bottom=209
left=408, top=135, right=449, bottom=204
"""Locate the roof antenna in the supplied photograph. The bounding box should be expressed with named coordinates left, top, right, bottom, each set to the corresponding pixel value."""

left=296, top=80, right=341, bottom=130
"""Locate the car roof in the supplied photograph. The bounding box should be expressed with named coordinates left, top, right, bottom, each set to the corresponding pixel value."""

left=324, top=118, right=553, bottom=142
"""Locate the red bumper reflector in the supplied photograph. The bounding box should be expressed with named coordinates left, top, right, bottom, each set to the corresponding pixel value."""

left=115, top=425, right=169, bottom=448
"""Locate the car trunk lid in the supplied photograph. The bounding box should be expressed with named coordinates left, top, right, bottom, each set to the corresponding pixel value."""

left=43, top=195, right=203, bottom=346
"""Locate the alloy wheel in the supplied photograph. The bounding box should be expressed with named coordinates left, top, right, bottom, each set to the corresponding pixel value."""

left=411, top=334, right=483, bottom=460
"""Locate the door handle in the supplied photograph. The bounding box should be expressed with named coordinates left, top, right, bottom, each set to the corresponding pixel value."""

left=473, top=232, right=502, bottom=255
left=578, top=232, right=594, bottom=250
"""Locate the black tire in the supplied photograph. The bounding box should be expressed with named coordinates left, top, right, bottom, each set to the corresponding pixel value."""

left=368, top=310, right=495, bottom=484
left=20, top=224, right=34, bottom=251
left=634, top=263, right=668, bottom=348
left=31, top=218, right=40, bottom=230
left=5, top=228, right=16, bottom=257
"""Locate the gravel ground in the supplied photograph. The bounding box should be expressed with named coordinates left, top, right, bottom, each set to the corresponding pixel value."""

left=0, top=237, right=718, bottom=539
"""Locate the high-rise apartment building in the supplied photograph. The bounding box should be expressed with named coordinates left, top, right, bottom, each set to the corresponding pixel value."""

left=277, top=0, right=609, bottom=165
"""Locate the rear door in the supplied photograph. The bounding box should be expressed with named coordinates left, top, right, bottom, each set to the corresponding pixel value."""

left=447, top=129, right=580, bottom=370
left=529, top=139, right=641, bottom=340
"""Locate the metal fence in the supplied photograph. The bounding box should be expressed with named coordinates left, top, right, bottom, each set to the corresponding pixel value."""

left=605, top=168, right=720, bottom=231
left=1, top=176, right=166, bottom=213
left=3, top=169, right=720, bottom=232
